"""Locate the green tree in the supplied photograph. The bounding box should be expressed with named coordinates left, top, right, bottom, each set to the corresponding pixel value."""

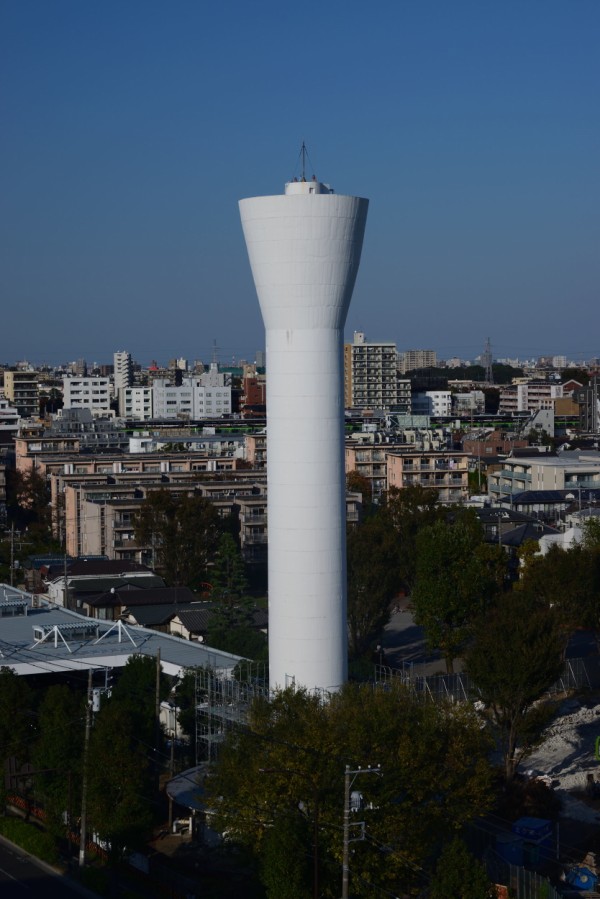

left=211, top=533, right=248, bottom=603
left=346, top=512, right=399, bottom=659
left=346, top=470, right=373, bottom=510
left=0, top=667, right=34, bottom=763
left=260, top=812, right=311, bottom=899
left=560, top=367, right=589, bottom=386
left=430, top=837, right=496, bottom=899
left=466, top=591, right=564, bottom=783
left=87, top=703, right=154, bottom=861
left=411, top=518, right=502, bottom=672
left=110, top=654, right=170, bottom=746
left=32, top=685, right=84, bottom=838
left=6, top=468, right=52, bottom=536
left=206, top=534, right=268, bottom=658
left=379, top=485, right=443, bottom=591
left=134, top=489, right=221, bottom=586
left=0, top=667, right=35, bottom=812
left=206, top=684, right=493, bottom=898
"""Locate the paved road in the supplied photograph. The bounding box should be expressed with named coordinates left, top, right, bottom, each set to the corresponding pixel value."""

left=380, top=601, right=451, bottom=675
left=0, top=837, right=96, bottom=899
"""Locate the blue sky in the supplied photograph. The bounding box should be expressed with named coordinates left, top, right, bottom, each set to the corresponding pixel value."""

left=1, top=1, right=598, bottom=367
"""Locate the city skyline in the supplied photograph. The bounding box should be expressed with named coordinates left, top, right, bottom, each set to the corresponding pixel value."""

left=1, top=1, right=598, bottom=365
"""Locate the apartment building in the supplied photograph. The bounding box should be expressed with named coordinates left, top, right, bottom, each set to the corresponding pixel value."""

left=411, top=391, right=452, bottom=417
left=344, top=331, right=398, bottom=410
left=2, top=371, right=39, bottom=418
left=498, top=381, right=564, bottom=415
left=63, top=377, right=111, bottom=414
left=114, top=351, right=133, bottom=416
left=386, top=450, right=470, bottom=504
left=152, top=377, right=232, bottom=420
left=488, top=451, right=600, bottom=501
left=398, top=349, right=438, bottom=374
left=0, top=397, right=20, bottom=445
left=123, top=386, right=153, bottom=420
left=345, top=430, right=451, bottom=499
left=61, top=471, right=266, bottom=560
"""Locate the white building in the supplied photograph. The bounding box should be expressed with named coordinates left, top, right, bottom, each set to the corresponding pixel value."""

left=412, top=391, right=452, bottom=417
left=62, top=377, right=111, bottom=414
left=0, top=396, right=20, bottom=444
left=152, top=377, right=231, bottom=420
left=123, top=386, right=153, bottom=421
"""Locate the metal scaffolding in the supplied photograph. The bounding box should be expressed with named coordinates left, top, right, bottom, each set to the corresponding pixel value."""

left=194, top=661, right=269, bottom=764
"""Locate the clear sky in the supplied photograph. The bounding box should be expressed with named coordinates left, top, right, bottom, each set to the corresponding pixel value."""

left=1, top=1, right=598, bottom=367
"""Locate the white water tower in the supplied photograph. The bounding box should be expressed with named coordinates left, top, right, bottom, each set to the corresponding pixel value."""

left=239, top=169, right=368, bottom=692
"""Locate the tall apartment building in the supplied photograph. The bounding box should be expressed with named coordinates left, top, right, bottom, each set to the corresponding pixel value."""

left=114, top=351, right=133, bottom=416
left=2, top=370, right=39, bottom=418
left=344, top=331, right=398, bottom=410
left=398, top=349, right=438, bottom=374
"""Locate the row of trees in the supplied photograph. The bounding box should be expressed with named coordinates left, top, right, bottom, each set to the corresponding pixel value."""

left=0, top=656, right=169, bottom=863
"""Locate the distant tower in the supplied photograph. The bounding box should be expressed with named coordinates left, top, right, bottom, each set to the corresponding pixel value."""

left=239, top=168, right=368, bottom=692
left=482, top=338, right=493, bottom=384
left=113, top=350, right=133, bottom=416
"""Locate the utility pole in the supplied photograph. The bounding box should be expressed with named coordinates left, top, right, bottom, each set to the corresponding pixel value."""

left=63, top=554, right=70, bottom=611
left=155, top=649, right=162, bottom=794
left=342, top=765, right=381, bottom=899
left=79, top=668, right=93, bottom=869
left=10, top=523, right=15, bottom=587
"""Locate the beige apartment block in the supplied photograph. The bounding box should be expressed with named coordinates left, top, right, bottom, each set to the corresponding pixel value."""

left=386, top=451, right=470, bottom=504
left=3, top=371, right=39, bottom=418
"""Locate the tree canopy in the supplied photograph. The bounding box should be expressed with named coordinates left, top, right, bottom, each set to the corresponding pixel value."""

left=206, top=684, right=493, bottom=898
left=466, top=591, right=564, bottom=782
left=411, top=515, right=506, bottom=671
left=134, top=489, right=221, bottom=586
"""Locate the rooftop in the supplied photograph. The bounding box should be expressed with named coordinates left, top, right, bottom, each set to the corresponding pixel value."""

left=0, top=585, right=243, bottom=677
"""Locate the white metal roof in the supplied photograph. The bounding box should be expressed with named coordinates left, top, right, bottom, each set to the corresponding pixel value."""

left=0, top=585, right=244, bottom=677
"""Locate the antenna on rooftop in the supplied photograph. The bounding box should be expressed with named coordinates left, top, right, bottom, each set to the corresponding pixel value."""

left=293, top=141, right=316, bottom=183
left=211, top=339, right=219, bottom=365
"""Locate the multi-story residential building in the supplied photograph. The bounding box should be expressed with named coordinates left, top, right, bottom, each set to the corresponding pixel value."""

left=498, top=381, right=564, bottom=415
left=398, top=349, right=438, bottom=374
left=488, top=451, right=600, bottom=502
left=411, top=391, right=452, bottom=417
left=386, top=450, right=469, bottom=504
left=345, top=429, right=451, bottom=498
left=114, top=351, right=133, bottom=416
left=344, top=331, right=398, bottom=410
left=123, top=386, right=153, bottom=420
left=152, top=376, right=232, bottom=420
left=396, top=379, right=412, bottom=415
left=63, top=377, right=111, bottom=414
left=2, top=371, right=39, bottom=418
left=575, top=379, right=600, bottom=433
left=245, top=432, right=267, bottom=468
left=0, top=397, right=20, bottom=445
left=452, top=391, right=485, bottom=416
